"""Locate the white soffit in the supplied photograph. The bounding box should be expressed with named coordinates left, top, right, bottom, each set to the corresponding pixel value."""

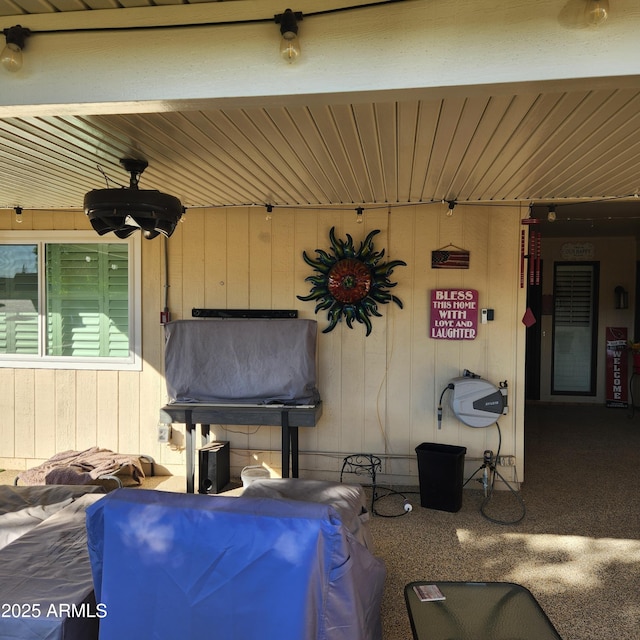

left=0, top=0, right=639, bottom=240
left=1, top=86, right=640, bottom=210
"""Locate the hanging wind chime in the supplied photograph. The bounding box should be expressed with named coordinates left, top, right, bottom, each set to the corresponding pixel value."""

left=520, top=221, right=542, bottom=288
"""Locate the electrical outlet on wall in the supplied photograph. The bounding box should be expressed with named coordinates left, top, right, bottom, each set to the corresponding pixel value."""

left=157, top=423, right=171, bottom=443
left=497, top=455, right=516, bottom=466
left=481, top=308, right=494, bottom=324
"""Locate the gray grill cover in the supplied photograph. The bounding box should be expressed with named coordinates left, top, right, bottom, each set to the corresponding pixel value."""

left=164, top=319, right=319, bottom=405
left=0, top=493, right=104, bottom=640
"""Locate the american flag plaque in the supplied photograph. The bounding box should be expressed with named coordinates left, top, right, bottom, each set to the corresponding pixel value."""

left=431, top=246, right=469, bottom=269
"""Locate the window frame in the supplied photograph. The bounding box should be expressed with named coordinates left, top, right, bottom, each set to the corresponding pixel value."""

left=0, top=230, right=142, bottom=371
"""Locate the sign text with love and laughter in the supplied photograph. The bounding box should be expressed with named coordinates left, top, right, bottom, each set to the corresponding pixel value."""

left=430, top=289, right=479, bottom=340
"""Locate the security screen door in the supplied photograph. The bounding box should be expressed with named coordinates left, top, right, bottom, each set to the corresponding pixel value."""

left=552, top=262, right=599, bottom=395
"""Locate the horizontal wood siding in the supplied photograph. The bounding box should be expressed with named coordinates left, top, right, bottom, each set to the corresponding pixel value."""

left=0, top=205, right=525, bottom=483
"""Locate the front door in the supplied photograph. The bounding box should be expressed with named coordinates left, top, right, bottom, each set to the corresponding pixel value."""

left=551, top=262, right=600, bottom=396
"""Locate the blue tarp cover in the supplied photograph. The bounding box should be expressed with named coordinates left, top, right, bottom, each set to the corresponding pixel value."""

left=85, top=489, right=384, bottom=640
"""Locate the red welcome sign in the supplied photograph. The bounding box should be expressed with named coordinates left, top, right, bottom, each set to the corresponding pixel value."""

left=430, top=289, right=479, bottom=340
left=605, top=327, right=628, bottom=408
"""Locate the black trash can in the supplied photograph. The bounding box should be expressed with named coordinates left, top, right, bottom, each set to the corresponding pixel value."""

left=415, top=442, right=466, bottom=512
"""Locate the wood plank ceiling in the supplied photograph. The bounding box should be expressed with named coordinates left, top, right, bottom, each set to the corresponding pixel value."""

left=1, top=0, right=640, bottom=237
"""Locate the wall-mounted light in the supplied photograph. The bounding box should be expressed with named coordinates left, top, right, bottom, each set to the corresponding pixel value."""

left=585, top=0, right=609, bottom=25
left=275, top=9, right=302, bottom=63
left=547, top=205, right=557, bottom=222
left=1, top=25, right=31, bottom=72
left=614, top=285, right=628, bottom=309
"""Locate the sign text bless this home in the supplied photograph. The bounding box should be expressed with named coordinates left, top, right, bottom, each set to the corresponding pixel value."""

left=430, top=289, right=478, bottom=340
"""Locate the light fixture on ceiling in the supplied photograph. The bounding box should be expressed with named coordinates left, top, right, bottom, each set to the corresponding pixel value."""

left=356, top=206, right=364, bottom=224
left=14, top=206, right=23, bottom=223
left=275, top=8, right=302, bottom=63
left=84, top=158, right=184, bottom=240
left=1, top=25, right=31, bottom=72
left=265, top=204, right=273, bottom=221
left=446, top=201, right=456, bottom=217
left=547, top=205, right=557, bottom=222
left=585, top=0, right=609, bottom=25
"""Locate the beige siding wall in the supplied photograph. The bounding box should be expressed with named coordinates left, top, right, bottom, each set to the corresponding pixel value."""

left=0, top=204, right=526, bottom=484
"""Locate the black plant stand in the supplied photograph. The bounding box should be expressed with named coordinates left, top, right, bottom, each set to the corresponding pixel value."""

left=340, top=453, right=382, bottom=514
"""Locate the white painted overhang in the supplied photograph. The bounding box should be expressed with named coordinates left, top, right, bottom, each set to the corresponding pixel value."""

left=0, top=0, right=639, bottom=236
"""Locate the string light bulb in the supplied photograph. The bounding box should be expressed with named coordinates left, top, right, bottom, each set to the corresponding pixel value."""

left=1, top=25, right=31, bottom=72
left=446, top=201, right=456, bottom=217
left=584, top=0, right=609, bottom=26
left=14, top=206, right=23, bottom=224
left=547, top=205, right=557, bottom=222
left=265, top=204, right=273, bottom=221
left=356, top=207, right=364, bottom=224
left=275, top=9, right=302, bottom=63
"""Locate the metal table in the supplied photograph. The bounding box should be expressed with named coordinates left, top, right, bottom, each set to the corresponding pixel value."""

left=405, top=581, right=562, bottom=640
left=160, top=402, right=323, bottom=493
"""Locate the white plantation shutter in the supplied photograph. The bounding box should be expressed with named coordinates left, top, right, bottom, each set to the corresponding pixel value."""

left=46, top=244, right=129, bottom=357
left=554, top=267, right=593, bottom=326
left=9, top=312, right=39, bottom=353
left=552, top=263, right=598, bottom=394
left=0, top=309, right=39, bottom=354
left=0, top=232, right=139, bottom=370
left=106, top=247, right=130, bottom=357
left=0, top=245, right=39, bottom=355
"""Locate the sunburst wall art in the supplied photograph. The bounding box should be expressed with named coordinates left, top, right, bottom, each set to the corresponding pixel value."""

left=297, top=227, right=406, bottom=336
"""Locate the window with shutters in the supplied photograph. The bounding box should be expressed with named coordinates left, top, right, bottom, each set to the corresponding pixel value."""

left=0, top=232, right=141, bottom=370
left=551, top=262, right=599, bottom=395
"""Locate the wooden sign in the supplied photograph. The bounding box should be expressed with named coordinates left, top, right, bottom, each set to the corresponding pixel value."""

left=430, top=289, right=479, bottom=340
left=560, top=242, right=594, bottom=260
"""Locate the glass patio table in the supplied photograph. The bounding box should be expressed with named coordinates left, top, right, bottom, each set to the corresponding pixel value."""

left=405, top=581, right=562, bottom=640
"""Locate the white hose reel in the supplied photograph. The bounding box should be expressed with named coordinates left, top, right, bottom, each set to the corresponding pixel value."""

left=446, top=370, right=508, bottom=428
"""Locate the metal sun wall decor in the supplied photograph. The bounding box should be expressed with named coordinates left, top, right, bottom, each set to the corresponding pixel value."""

left=297, top=227, right=406, bottom=336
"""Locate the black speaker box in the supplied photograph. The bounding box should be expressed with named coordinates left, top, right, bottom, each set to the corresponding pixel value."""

left=192, top=308, right=298, bottom=318
left=198, top=441, right=230, bottom=494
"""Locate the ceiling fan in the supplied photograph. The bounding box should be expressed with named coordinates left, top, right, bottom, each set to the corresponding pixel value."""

left=84, top=158, right=184, bottom=240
